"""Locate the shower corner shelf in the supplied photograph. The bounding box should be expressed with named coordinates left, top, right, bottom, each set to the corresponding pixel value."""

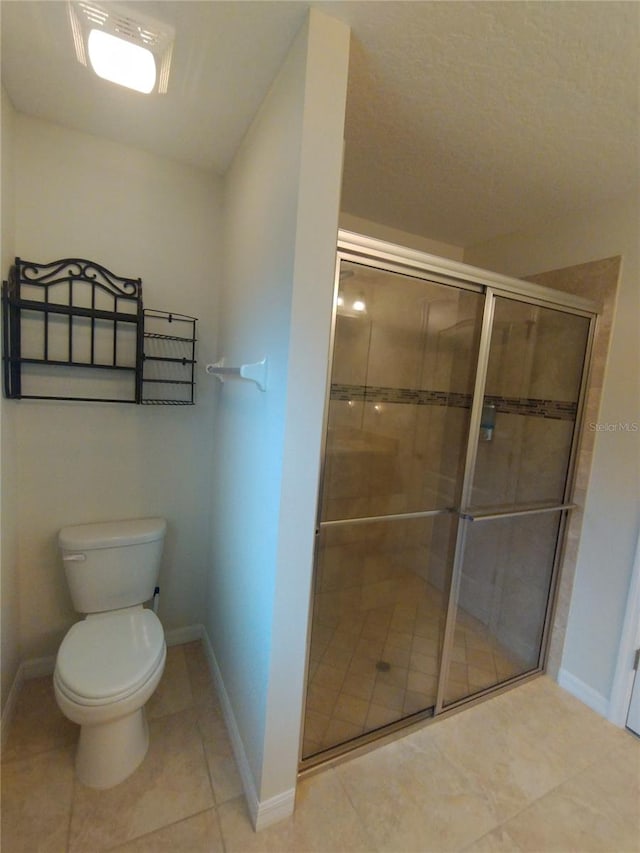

left=206, top=357, right=268, bottom=392
left=2, top=257, right=198, bottom=405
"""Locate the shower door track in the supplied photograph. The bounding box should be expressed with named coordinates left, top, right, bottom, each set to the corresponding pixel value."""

left=299, top=231, right=599, bottom=773
left=298, top=668, right=544, bottom=777
left=337, top=231, right=598, bottom=314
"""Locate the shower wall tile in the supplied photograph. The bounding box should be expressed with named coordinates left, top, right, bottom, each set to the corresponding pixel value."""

left=335, top=269, right=484, bottom=397
left=362, top=402, right=417, bottom=508
left=322, top=500, right=371, bottom=531
left=367, top=323, right=425, bottom=389
left=331, top=315, right=370, bottom=387
left=524, top=257, right=620, bottom=676
left=428, top=289, right=483, bottom=395
left=323, top=451, right=368, bottom=500
left=514, top=417, right=575, bottom=505
left=323, top=389, right=579, bottom=521
left=471, top=410, right=577, bottom=509
left=574, top=443, right=594, bottom=495
left=420, top=406, right=469, bottom=508
left=488, top=396, right=578, bottom=420
left=493, top=514, right=560, bottom=664
left=318, top=547, right=363, bottom=593
left=329, top=384, right=578, bottom=420
left=485, top=300, right=537, bottom=399
left=457, top=524, right=502, bottom=625
left=340, top=272, right=424, bottom=391
left=472, top=418, right=522, bottom=507
left=486, top=298, right=589, bottom=405
left=327, top=399, right=365, bottom=430
left=323, top=398, right=470, bottom=520
left=364, top=494, right=405, bottom=517
left=529, top=310, right=590, bottom=401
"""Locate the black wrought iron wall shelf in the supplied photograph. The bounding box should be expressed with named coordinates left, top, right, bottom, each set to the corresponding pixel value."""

left=141, top=310, right=197, bottom=405
left=2, top=257, right=197, bottom=405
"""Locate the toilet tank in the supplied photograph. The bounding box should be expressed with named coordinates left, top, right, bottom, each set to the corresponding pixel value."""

left=59, top=518, right=167, bottom=614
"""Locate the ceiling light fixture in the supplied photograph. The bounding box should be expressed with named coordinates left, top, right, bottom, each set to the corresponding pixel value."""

left=87, top=28, right=156, bottom=93
left=68, top=1, right=174, bottom=94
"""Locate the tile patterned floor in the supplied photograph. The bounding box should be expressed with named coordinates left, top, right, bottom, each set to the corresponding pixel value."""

left=2, top=641, right=639, bottom=852
left=1, top=642, right=235, bottom=853
left=304, top=568, right=524, bottom=758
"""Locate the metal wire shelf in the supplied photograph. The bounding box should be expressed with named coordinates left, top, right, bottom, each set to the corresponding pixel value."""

left=2, top=258, right=197, bottom=405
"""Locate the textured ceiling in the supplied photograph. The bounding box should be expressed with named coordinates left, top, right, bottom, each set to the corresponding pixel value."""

left=2, top=1, right=639, bottom=246
left=336, top=1, right=640, bottom=245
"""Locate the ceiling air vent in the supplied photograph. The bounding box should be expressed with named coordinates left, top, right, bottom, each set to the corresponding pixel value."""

left=68, top=1, right=174, bottom=94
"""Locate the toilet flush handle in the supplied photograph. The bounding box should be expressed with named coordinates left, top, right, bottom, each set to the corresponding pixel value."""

left=62, top=553, right=86, bottom=562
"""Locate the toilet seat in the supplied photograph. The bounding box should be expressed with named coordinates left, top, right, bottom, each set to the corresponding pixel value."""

left=55, top=608, right=165, bottom=706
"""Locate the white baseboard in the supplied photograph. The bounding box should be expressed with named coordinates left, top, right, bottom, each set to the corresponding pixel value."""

left=2, top=655, right=57, bottom=750
left=199, top=626, right=295, bottom=830
left=558, top=667, right=610, bottom=717
left=254, top=787, right=297, bottom=831
left=9, top=625, right=202, bottom=684
left=198, top=628, right=260, bottom=825
left=608, top=534, right=640, bottom=727
left=165, top=624, right=203, bottom=647
left=22, top=655, right=56, bottom=679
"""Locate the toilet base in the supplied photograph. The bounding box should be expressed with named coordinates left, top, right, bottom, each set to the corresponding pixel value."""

left=76, top=707, right=149, bottom=789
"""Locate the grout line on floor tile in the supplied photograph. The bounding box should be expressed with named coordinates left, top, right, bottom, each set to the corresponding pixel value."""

left=325, top=765, right=382, bottom=853
left=197, top=720, right=220, bottom=806
left=1, top=737, right=79, bottom=767
left=454, top=743, right=633, bottom=853
left=67, top=771, right=82, bottom=853
left=62, top=770, right=76, bottom=853
left=101, top=805, right=222, bottom=852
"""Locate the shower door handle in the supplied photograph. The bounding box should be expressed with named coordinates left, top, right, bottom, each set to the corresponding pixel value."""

left=458, top=503, right=576, bottom=522
left=319, top=507, right=455, bottom=528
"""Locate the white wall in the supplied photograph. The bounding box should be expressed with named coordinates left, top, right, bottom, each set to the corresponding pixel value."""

left=1, top=87, right=19, bottom=711
left=209, top=9, right=349, bottom=825
left=11, top=115, right=221, bottom=659
left=465, top=190, right=640, bottom=704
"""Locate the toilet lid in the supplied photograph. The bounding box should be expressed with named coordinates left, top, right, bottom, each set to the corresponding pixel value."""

left=56, top=609, right=165, bottom=702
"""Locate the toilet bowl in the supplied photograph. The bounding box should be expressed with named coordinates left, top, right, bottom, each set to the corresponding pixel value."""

left=54, top=606, right=166, bottom=788
left=54, top=517, right=167, bottom=789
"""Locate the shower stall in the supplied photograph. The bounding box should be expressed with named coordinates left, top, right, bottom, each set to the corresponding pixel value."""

left=301, top=231, right=596, bottom=765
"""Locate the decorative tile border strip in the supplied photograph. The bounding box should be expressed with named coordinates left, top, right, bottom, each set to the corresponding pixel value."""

left=330, top=383, right=577, bottom=421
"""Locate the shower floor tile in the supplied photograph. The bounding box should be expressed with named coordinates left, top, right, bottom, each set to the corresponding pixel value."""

left=303, top=569, right=528, bottom=759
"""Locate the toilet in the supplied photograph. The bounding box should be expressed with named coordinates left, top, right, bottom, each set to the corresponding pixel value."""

left=53, top=517, right=167, bottom=789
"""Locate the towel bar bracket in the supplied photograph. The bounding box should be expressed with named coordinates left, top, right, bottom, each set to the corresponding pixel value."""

left=206, top=357, right=267, bottom=392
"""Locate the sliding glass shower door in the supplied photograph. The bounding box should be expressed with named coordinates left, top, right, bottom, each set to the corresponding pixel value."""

left=301, top=245, right=594, bottom=763
left=439, top=297, right=591, bottom=707
left=302, top=261, right=485, bottom=758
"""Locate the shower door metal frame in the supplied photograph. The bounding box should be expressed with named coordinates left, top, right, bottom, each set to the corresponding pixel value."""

left=433, top=286, right=597, bottom=714
left=300, top=230, right=598, bottom=769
